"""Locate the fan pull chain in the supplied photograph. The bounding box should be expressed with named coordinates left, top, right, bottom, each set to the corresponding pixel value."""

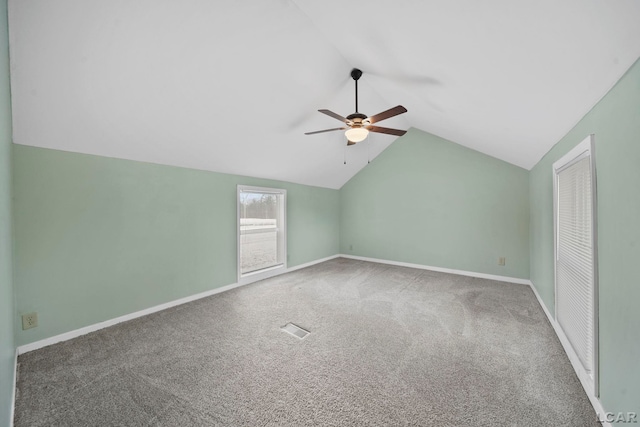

left=344, top=144, right=347, bottom=165
left=367, top=137, right=371, bottom=164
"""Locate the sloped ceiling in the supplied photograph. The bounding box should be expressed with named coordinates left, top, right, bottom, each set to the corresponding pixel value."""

left=8, top=0, right=640, bottom=189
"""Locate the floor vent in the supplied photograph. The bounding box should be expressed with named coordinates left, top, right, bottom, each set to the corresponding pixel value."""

left=281, top=323, right=310, bottom=339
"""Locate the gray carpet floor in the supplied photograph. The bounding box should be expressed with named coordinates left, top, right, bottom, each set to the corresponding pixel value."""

left=15, top=258, right=599, bottom=426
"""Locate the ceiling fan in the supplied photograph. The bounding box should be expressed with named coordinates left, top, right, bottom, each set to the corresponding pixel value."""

left=305, top=68, right=408, bottom=145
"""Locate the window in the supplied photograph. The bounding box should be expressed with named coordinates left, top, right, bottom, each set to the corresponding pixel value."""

left=553, top=134, right=599, bottom=398
left=237, top=186, right=286, bottom=283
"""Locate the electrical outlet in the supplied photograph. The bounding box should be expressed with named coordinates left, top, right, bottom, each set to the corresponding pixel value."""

left=498, top=257, right=506, bottom=266
left=22, top=312, right=38, bottom=330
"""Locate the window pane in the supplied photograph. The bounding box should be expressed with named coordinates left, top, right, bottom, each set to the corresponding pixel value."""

left=239, top=191, right=282, bottom=274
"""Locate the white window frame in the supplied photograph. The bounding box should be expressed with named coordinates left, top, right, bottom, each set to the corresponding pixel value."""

left=237, top=185, right=287, bottom=285
left=552, top=134, right=599, bottom=399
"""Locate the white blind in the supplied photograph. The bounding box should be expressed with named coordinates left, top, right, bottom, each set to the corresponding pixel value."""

left=556, top=156, right=594, bottom=375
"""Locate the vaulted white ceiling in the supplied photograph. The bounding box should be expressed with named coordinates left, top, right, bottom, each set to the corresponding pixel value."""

left=8, top=0, right=640, bottom=189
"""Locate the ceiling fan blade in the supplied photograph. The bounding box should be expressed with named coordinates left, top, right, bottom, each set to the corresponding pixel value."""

left=368, top=105, right=407, bottom=124
left=366, top=125, right=407, bottom=136
left=347, top=140, right=356, bottom=146
left=319, top=109, right=350, bottom=124
left=304, top=127, right=346, bottom=135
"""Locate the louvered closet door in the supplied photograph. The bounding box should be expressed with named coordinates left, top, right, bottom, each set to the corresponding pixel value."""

left=556, top=155, right=594, bottom=375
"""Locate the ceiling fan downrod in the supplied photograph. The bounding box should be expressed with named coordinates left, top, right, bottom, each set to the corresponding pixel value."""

left=351, top=68, right=363, bottom=113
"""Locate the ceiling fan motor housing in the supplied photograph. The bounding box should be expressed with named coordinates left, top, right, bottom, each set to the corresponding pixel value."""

left=346, top=113, right=369, bottom=128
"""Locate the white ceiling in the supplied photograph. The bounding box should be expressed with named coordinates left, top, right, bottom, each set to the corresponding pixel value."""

left=8, top=0, right=640, bottom=189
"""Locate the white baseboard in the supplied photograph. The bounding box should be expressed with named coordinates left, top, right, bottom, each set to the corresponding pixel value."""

left=528, top=280, right=610, bottom=427
left=287, top=254, right=340, bottom=273
left=239, top=254, right=341, bottom=286
left=17, top=254, right=340, bottom=355
left=338, top=254, right=530, bottom=285
left=10, top=347, right=17, bottom=427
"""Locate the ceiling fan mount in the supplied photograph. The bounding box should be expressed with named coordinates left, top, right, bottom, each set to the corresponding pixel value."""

left=305, top=68, right=408, bottom=145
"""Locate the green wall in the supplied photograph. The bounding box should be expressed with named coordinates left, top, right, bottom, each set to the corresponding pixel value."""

left=340, top=128, right=530, bottom=279
left=0, top=0, right=15, bottom=424
left=530, top=58, right=640, bottom=418
left=13, top=145, right=340, bottom=346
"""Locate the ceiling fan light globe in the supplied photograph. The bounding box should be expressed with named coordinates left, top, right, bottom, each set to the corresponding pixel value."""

left=345, top=128, right=369, bottom=143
